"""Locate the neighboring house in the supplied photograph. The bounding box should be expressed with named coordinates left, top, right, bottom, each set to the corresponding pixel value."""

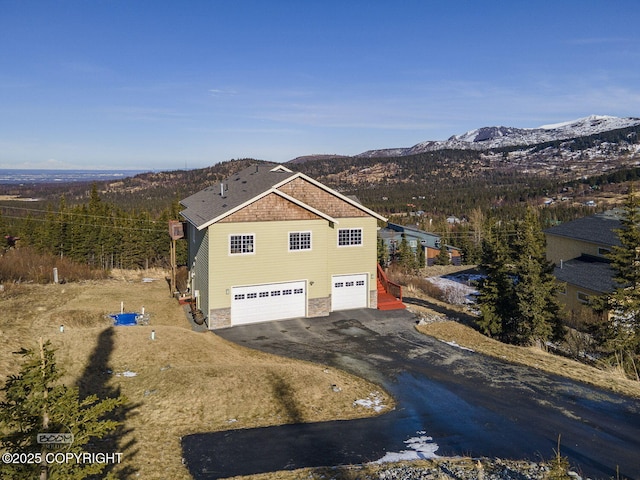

left=544, top=211, right=621, bottom=313
left=378, top=223, right=462, bottom=266
left=180, top=164, right=399, bottom=329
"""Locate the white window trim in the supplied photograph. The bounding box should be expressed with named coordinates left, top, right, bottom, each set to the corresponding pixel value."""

left=288, top=231, right=312, bottom=252
left=229, top=233, right=255, bottom=255
left=577, top=291, right=590, bottom=304
left=337, top=228, right=363, bottom=247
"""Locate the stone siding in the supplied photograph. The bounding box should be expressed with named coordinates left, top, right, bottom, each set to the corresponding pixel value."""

left=369, top=289, right=378, bottom=309
left=308, top=296, right=331, bottom=318
left=207, top=308, right=231, bottom=329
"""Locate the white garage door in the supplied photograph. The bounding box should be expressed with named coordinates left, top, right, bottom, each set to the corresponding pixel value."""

left=231, top=281, right=306, bottom=326
left=331, top=274, right=368, bottom=311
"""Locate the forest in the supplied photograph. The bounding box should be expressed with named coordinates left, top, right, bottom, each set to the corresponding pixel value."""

left=1, top=139, right=639, bottom=271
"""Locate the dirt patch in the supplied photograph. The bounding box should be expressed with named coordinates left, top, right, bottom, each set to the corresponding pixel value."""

left=0, top=272, right=393, bottom=480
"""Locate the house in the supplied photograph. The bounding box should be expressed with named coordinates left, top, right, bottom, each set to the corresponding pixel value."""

left=180, top=164, right=401, bottom=329
left=544, top=211, right=621, bottom=313
left=378, top=223, right=462, bottom=266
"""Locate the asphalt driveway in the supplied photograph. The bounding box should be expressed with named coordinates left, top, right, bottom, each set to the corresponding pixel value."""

left=182, top=308, right=640, bottom=479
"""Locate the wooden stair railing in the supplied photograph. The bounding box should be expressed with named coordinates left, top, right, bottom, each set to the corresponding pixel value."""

left=376, top=264, right=402, bottom=301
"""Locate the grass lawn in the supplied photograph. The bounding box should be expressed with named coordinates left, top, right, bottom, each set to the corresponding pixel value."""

left=0, top=270, right=393, bottom=479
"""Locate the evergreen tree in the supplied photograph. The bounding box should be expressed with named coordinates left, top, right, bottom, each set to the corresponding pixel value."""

left=417, top=243, right=426, bottom=269
left=594, top=185, right=640, bottom=379
left=396, top=234, right=417, bottom=272
left=377, top=236, right=388, bottom=266
left=434, top=243, right=450, bottom=266
left=477, top=210, right=563, bottom=346
left=0, top=339, right=126, bottom=480
left=477, top=221, right=516, bottom=338
left=511, top=208, right=564, bottom=347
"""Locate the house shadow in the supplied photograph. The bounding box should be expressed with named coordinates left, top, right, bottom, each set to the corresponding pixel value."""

left=76, top=327, right=140, bottom=479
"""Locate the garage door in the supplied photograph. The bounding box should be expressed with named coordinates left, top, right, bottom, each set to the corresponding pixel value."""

left=231, top=281, right=306, bottom=326
left=331, top=274, right=368, bottom=311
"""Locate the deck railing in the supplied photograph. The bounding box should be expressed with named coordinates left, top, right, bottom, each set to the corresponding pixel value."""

left=377, top=264, right=402, bottom=301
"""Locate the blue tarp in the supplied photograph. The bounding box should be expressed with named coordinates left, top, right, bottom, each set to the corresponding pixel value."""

left=110, top=312, right=139, bottom=326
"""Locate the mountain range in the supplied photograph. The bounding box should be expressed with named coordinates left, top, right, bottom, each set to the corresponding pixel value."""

left=291, top=115, right=640, bottom=161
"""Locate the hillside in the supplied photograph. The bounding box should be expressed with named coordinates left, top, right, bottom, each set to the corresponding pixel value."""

left=2, top=116, right=639, bottom=226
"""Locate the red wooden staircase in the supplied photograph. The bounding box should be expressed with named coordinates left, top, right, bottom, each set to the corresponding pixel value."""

left=376, top=264, right=406, bottom=310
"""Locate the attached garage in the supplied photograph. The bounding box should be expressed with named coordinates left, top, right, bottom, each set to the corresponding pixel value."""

left=331, top=274, right=368, bottom=311
left=231, top=281, right=306, bottom=326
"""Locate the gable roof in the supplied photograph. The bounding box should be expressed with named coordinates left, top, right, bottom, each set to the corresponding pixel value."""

left=554, top=255, right=616, bottom=294
left=544, top=211, right=622, bottom=247
left=180, top=164, right=386, bottom=230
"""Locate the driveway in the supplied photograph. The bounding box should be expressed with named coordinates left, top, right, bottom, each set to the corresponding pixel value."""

left=182, top=309, right=640, bottom=479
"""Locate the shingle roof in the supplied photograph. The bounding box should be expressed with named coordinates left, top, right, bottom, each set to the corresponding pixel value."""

left=554, top=255, right=617, bottom=294
left=180, top=164, right=386, bottom=229
left=180, top=164, right=296, bottom=229
left=544, top=211, right=622, bottom=247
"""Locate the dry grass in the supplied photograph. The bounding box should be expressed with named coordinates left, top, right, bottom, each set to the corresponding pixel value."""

left=397, top=266, right=640, bottom=400
left=0, top=270, right=393, bottom=480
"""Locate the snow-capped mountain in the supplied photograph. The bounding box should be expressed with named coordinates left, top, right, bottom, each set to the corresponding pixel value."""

left=357, top=115, right=640, bottom=158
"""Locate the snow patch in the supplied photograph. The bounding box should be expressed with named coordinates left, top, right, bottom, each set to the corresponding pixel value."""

left=353, top=392, right=386, bottom=413
left=373, top=431, right=439, bottom=463
left=440, top=339, right=475, bottom=352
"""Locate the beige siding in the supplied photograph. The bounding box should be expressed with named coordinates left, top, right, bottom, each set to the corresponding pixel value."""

left=208, top=219, right=329, bottom=310
left=328, top=217, right=377, bottom=278
left=545, top=234, right=610, bottom=264
left=558, top=282, right=601, bottom=313
left=206, top=216, right=377, bottom=311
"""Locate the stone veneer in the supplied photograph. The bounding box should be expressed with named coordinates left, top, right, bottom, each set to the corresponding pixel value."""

left=308, top=297, right=331, bottom=318
left=207, top=308, right=232, bottom=329
left=369, top=289, right=378, bottom=309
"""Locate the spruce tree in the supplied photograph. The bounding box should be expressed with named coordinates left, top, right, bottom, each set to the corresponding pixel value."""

left=477, top=221, right=515, bottom=338
left=434, top=243, right=450, bottom=266
left=0, top=339, right=126, bottom=479
left=512, top=208, right=564, bottom=347
left=596, top=185, right=640, bottom=379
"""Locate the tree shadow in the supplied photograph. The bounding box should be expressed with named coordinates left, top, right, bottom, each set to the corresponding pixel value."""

left=76, top=327, right=140, bottom=478
left=267, top=373, right=304, bottom=424
left=403, top=295, right=478, bottom=327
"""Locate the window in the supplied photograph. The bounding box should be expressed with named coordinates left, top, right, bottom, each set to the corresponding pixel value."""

left=289, top=231, right=311, bottom=251
left=338, top=228, right=362, bottom=246
left=577, top=291, right=590, bottom=304
left=230, top=234, right=254, bottom=254
left=598, top=247, right=611, bottom=257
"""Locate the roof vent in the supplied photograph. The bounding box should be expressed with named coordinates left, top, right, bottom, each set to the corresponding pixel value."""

left=220, top=183, right=226, bottom=198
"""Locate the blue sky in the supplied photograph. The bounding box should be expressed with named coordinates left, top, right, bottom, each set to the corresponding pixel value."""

left=1, top=1, right=639, bottom=171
